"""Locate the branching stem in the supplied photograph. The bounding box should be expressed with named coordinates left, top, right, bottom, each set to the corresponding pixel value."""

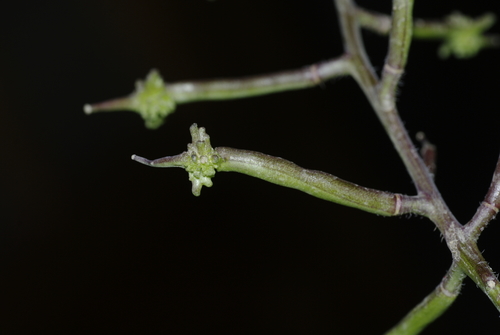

left=88, top=1, right=500, bottom=332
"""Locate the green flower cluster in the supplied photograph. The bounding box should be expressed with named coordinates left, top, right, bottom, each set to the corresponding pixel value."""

left=439, top=12, right=497, bottom=58
left=185, top=124, right=222, bottom=196
left=130, top=70, right=176, bottom=129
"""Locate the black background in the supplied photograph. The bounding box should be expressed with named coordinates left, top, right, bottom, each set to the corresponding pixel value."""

left=1, top=1, right=499, bottom=334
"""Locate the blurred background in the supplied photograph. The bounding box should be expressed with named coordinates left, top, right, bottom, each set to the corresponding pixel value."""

left=1, top=0, right=499, bottom=333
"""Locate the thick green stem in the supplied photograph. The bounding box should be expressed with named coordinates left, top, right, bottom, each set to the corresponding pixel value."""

left=216, top=147, right=424, bottom=216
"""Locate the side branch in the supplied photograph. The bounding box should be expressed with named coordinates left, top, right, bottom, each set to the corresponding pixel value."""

left=216, top=147, right=424, bottom=216
left=84, top=56, right=352, bottom=129
left=466, top=153, right=500, bottom=240
left=355, top=7, right=498, bottom=59
left=167, top=56, right=351, bottom=103
left=132, top=124, right=427, bottom=217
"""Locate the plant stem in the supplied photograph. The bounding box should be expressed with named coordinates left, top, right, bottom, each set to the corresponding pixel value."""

left=131, top=143, right=428, bottom=216
left=335, top=0, right=442, bottom=212
left=215, top=147, right=425, bottom=216
left=384, top=263, right=465, bottom=335
left=379, top=0, right=414, bottom=112
left=336, top=0, right=500, bottom=316
left=466, top=154, right=500, bottom=240
left=167, top=56, right=352, bottom=103
left=85, top=56, right=352, bottom=129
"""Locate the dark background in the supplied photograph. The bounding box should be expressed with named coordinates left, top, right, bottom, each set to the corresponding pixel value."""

left=1, top=1, right=499, bottom=334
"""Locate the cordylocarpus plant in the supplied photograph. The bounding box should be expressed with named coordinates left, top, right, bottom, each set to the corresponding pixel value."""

left=85, top=1, right=499, bottom=334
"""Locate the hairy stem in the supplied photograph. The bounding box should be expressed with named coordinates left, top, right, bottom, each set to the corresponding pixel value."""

left=466, top=154, right=500, bottom=240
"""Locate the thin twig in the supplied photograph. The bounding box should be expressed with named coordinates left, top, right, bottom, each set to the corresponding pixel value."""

left=168, top=56, right=352, bottom=102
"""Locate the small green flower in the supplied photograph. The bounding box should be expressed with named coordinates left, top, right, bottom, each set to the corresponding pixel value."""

left=439, top=12, right=497, bottom=59
left=84, top=69, right=176, bottom=129
left=130, top=70, right=176, bottom=129
left=185, top=124, right=222, bottom=196
left=131, top=124, right=223, bottom=196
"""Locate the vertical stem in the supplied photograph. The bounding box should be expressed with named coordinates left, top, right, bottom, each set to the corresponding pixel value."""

left=379, top=0, right=414, bottom=112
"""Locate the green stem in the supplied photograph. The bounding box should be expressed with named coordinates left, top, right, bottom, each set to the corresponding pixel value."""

left=167, top=56, right=352, bottom=103
left=384, top=263, right=465, bottom=335
left=84, top=57, right=352, bottom=129
left=355, top=7, right=498, bottom=59
left=131, top=124, right=428, bottom=216
left=356, top=6, right=496, bottom=39
left=379, top=0, right=414, bottom=112
left=215, top=147, right=425, bottom=216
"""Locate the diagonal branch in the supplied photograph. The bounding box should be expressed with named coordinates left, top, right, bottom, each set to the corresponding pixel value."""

left=84, top=56, right=352, bottom=129
left=384, top=263, right=465, bottom=335
left=466, top=153, right=500, bottom=240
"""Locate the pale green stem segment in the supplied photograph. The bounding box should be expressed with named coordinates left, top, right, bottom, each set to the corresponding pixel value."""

left=168, top=57, right=351, bottom=103
left=379, top=0, right=414, bottom=112
left=84, top=56, right=351, bottom=129
left=384, top=264, right=465, bottom=335
left=355, top=7, right=498, bottom=59
left=132, top=124, right=424, bottom=216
